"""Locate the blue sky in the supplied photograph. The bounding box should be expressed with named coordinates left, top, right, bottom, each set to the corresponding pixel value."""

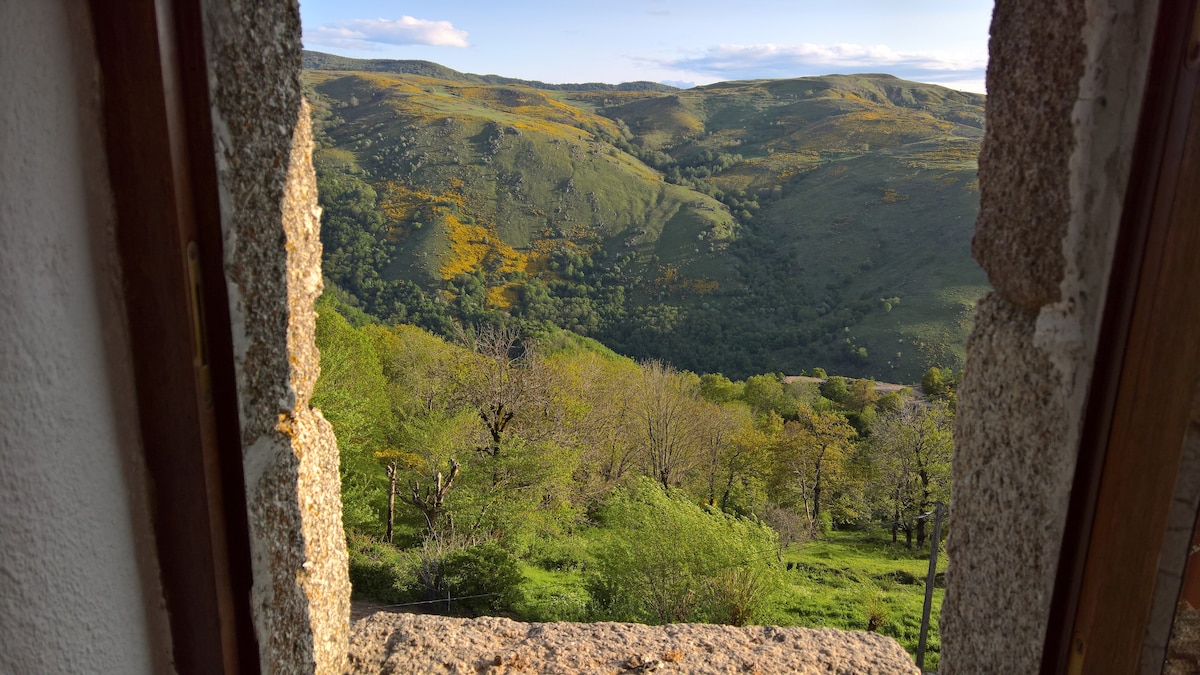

left=300, top=1, right=992, bottom=93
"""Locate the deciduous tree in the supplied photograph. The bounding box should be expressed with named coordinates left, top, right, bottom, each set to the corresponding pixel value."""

left=631, top=361, right=702, bottom=488
left=871, top=399, right=953, bottom=547
left=771, top=404, right=857, bottom=535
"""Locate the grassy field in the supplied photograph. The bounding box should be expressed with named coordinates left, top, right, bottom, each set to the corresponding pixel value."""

left=511, top=528, right=945, bottom=669
left=771, top=530, right=946, bottom=669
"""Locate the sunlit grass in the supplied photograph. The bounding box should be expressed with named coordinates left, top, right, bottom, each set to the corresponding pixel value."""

left=512, top=528, right=944, bottom=668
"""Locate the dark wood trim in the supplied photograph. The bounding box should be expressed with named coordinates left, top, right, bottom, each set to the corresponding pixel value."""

left=166, top=0, right=261, bottom=667
left=90, top=1, right=258, bottom=672
left=1042, top=0, right=1200, bottom=671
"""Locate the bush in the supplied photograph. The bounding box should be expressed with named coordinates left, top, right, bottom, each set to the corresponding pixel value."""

left=513, top=580, right=590, bottom=622
left=587, top=478, right=782, bottom=625
left=821, top=376, right=852, bottom=404
left=346, top=531, right=413, bottom=604
left=349, top=532, right=526, bottom=616
left=527, top=535, right=588, bottom=572
left=861, top=584, right=892, bottom=632
left=441, top=542, right=525, bottom=615
left=762, top=503, right=810, bottom=549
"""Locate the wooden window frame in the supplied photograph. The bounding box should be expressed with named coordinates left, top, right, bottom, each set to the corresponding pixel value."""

left=89, top=1, right=259, bottom=672
left=1043, top=0, right=1200, bottom=671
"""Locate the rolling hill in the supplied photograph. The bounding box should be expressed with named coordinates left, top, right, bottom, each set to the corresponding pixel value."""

left=303, top=51, right=988, bottom=382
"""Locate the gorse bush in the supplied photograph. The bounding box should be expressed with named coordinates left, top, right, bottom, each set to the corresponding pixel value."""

left=587, top=478, right=782, bottom=625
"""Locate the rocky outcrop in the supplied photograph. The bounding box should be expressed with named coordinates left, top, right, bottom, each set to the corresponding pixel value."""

left=347, top=612, right=919, bottom=674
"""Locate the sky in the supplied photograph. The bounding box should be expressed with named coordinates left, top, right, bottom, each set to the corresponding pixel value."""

left=299, top=1, right=992, bottom=94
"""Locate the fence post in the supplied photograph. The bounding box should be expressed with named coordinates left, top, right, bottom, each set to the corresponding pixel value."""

left=916, top=502, right=944, bottom=671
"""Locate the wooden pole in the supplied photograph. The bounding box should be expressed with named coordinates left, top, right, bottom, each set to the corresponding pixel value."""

left=917, top=502, right=944, bottom=670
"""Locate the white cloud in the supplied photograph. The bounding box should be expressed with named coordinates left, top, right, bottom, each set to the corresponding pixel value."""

left=655, top=43, right=986, bottom=88
left=307, top=16, right=469, bottom=50
left=927, top=78, right=988, bottom=95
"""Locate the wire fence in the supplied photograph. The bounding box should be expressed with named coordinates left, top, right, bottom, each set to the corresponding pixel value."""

left=359, top=543, right=786, bottom=612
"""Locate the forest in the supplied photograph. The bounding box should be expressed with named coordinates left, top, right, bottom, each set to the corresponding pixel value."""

left=315, top=290, right=957, bottom=661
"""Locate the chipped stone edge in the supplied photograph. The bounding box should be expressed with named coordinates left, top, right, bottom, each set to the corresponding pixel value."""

left=1029, top=0, right=1158, bottom=641
left=201, top=0, right=351, bottom=669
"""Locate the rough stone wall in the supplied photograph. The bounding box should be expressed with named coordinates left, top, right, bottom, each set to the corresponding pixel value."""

left=349, top=612, right=921, bottom=675
left=0, top=2, right=175, bottom=672
left=202, top=0, right=350, bottom=671
left=940, top=0, right=1158, bottom=671
left=1166, top=605, right=1200, bottom=674
left=971, top=0, right=1086, bottom=310
left=1161, top=406, right=1200, bottom=672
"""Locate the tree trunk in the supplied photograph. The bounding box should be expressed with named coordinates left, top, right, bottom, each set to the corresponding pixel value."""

left=812, top=470, right=822, bottom=535
left=385, top=463, right=397, bottom=544
left=916, top=470, right=932, bottom=548
left=810, top=450, right=826, bottom=535
left=720, top=468, right=737, bottom=511
left=402, top=459, right=460, bottom=536
left=707, top=467, right=717, bottom=506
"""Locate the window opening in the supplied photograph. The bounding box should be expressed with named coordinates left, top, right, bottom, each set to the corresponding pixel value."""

left=299, top=4, right=993, bottom=670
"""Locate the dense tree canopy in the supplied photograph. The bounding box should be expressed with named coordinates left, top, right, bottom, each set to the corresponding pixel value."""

left=313, top=298, right=954, bottom=628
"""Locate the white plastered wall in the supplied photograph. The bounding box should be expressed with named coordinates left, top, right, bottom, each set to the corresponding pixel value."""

left=0, top=2, right=173, bottom=672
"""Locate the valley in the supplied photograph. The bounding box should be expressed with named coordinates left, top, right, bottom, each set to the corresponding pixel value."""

left=305, top=54, right=976, bottom=667
left=303, top=51, right=988, bottom=382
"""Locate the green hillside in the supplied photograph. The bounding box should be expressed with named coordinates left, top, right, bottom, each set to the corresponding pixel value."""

left=304, top=55, right=987, bottom=382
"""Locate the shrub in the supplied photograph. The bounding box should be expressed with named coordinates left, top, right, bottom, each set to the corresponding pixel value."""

left=762, top=503, right=810, bottom=550
left=587, top=478, right=782, bottom=625
left=527, top=535, right=588, bottom=572
left=821, top=376, right=852, bottom=404
left=350, top=531, right=526, bottom=616
left=513, top=581, right=590, bottom=622
left=441, top=542, right=525, bottom=615
left=861, top=584, right=892, bottom=632
left=346, top=530, right=413, bottom=604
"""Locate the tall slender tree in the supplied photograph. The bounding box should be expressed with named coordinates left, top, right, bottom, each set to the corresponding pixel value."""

left=771, top=404, right=857, bottom=535
left=632, top=361, right=702, bottom=488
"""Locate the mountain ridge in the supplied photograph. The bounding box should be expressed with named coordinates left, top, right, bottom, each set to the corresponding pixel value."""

left=303, top=50, right=680, bottom=93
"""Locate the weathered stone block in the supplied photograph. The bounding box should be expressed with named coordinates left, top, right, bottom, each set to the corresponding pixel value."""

left=972, top=0, right=1085, bottom=309
left=204, top=0, right=350, bottom=670
left=941, top=293, right=1071, bottom=672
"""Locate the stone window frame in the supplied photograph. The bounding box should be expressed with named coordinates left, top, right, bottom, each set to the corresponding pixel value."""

left=90, top=0, right=348, bottom=672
